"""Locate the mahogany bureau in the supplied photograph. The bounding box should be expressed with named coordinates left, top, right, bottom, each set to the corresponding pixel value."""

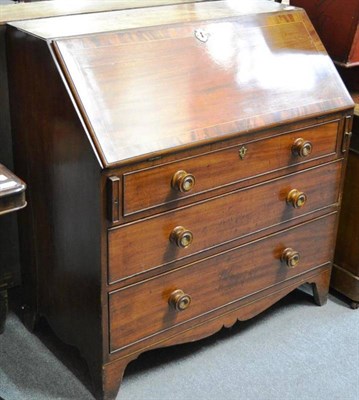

left=6, top=1, right=354, bottom=399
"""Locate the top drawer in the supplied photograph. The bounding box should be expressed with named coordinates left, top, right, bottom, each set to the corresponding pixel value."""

left=122, top=121, right=339, bottom=216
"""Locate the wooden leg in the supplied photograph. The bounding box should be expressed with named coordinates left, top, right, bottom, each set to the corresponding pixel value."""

left=310, top=268, right=331, bottom=306
left=90, top=357, right=132, bottom=400
left=0, top=288, right=8, bottom=334
left=102, top=360, right=127, bottom=400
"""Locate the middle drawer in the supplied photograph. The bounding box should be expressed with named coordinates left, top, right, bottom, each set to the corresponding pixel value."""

left=108, top=161, right=341, bottom=284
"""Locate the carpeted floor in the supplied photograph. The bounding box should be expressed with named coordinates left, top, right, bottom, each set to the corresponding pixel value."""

left=0, top=288, right=358, bottom=400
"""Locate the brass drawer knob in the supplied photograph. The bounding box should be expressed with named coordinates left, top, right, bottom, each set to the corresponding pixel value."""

left=286, top=189, right=307, bottom=208
left=281, top=248, right=300, bottom=268
left=169, top=289, right=192, bottom=311
left=171, top=170, right=196, bottom=192
left=292, top=138, right=313, bottom=157
left=170, top=226, right=194, bottom=248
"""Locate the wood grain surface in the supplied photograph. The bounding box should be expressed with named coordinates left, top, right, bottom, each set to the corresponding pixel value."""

left=8, top=0, right=288, bottom=37
left=0, top=0, right=217, bottom=25
left=109, top=213, right=337, bottom=352
left=108, top=161, right=342, bottom=283
left=5, top=2, right=354, bottom=398
left=122, top=120, right=340, bottom=216
left=52, top=8, right=353, bottom=166
left=6, top=27, right=104, bottom=381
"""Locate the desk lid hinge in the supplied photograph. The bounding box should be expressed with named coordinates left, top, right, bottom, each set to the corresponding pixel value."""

left=107, top=176, right=121, bottom=223
left=341, top=115, right=353, bottom=153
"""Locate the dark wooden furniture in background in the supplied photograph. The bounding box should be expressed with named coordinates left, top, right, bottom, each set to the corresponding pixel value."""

left=290, top=0, right=359, bottom=92
left=290, top=0, right=359, bottom=67
left=0, top=164, right=26, bottom=333
left=291, top=0, right=359, bottom=307
left=333, top=98, right=359, bottom=309
left=6, top=1, right=354, bottom=398
left=0, top=0, right=219, bottom=321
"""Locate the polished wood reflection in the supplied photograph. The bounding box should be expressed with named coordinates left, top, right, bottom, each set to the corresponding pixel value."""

left=109, top=214, right=337, bottom=352
left=0, top=0, right=216, bottom=25
left=8, top=0, right=288, bottom=37
left=122, top=121, right=339, bottom=216
left=52, top=7, right=352, bottom=166
left=108, top=161, right=342, bottom=283
left=6, top=1, right=354, bottom=399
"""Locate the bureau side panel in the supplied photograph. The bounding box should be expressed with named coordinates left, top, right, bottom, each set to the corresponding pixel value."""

left=6, top=26, right=104, bottom=382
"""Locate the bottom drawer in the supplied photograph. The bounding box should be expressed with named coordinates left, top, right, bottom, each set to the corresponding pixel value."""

left=109, top=213, right=337, bottom=353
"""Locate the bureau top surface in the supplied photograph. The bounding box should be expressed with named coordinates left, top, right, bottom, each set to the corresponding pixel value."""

left=8, top=1, right=290, bottom=38
left=11, top=1, right=354, bottom=168
left=0, top=1, right=219, bottom=26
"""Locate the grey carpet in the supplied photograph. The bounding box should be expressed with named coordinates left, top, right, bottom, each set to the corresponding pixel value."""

left=0, top=289, right=358, bottom=400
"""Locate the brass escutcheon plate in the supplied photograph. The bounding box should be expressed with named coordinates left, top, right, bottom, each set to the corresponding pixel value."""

left=239, top=146, right=248, bottom=160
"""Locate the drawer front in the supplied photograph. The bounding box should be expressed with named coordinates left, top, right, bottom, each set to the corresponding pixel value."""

left=122, top=121, right=339, bottom=216
left=109, top=214, right=337, bottom=352
left=108, top=161, right=341, bottom=283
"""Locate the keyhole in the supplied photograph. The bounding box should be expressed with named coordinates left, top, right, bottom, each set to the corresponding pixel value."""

left=194, top=29, right=209, bottom=43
